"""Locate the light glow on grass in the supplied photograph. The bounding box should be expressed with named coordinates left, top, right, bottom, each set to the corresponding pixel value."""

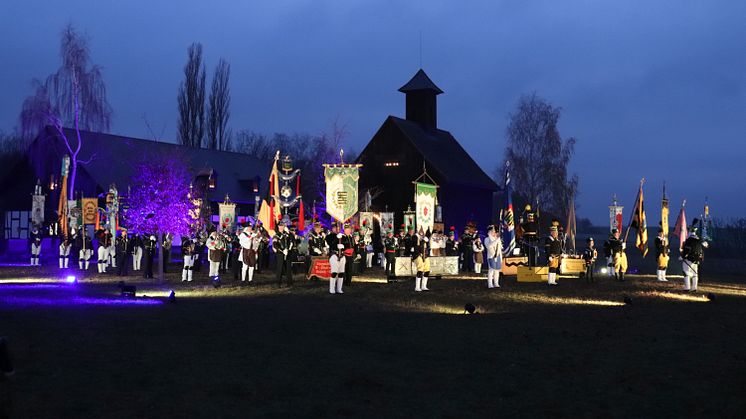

left=644, top=291, right=709, bottom=303
left=501, top=293, right=625, bottom=307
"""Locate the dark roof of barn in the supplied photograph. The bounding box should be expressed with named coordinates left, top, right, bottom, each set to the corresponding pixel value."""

left=398, top=69, right=444, bottom=94
left=39, top=126, right=270, bottom=203
left=385, top=116, right=498, bottom=191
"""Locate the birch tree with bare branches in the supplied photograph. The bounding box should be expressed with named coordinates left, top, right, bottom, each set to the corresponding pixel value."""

left=19, top=24, right=112, bottom=197
left=503, top=93, right=578, bottom=219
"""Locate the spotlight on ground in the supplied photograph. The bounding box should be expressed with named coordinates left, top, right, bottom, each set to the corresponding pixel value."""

left=464, top=303, right=476, bottom=314
left=168, top=290, right=176, bottom=304
left=65, top=275, right=77, bottom=284
left=0, top=337, right=14, bottom=378
left=117, top=281, right=136, bottom=298
left=706, top=292, right=716, bottom=302
left=600, top=267, right=608, bottom=274
left=623, top=295, right=633, bottom=305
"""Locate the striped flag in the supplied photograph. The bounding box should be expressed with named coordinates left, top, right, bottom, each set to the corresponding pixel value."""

left=565, top=196, right=577, bottom=253
left=630, top=182, right=648, bottom=257
left=501, top=162, right=516, bottom=256
left=258, top=153, right=281, bottom=236
left=673, top=202, right=688, bottom=251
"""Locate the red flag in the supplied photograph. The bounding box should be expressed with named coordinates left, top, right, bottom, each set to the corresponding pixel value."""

left=673, top=203, right=688, bottom=251
left=298, top=199, right=305, bottom=231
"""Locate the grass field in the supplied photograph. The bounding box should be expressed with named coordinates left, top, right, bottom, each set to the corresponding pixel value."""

left=1, top=265, right=745, bottom=418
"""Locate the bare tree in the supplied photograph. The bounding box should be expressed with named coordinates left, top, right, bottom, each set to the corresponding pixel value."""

left=19, top=24, right=112, bottom=197
left=206, top=59, right=231, bottom=150
left=503, top=93, right=578, bottom=220
left=177, top=43, right=206, bottom=148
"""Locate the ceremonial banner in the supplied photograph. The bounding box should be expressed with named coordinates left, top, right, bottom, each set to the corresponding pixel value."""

left=380, top=212, right=395, bottom=233
left=82, top=198, right=98, bottom=225
left=403, top=210, right=416, bottom=233
left=673, top=203, right=688, bottom=251
left=501, top=163, right=516, bottom=256
left=218, top=201, right=236, bottom=232
left=324, top=165, right=360, bottom=223
left=359, top=212, right=374, bottom=236
left=661, top=196, right=669, bottom=236
left=415, top=182, right=437, bottom=234
left=609, top=198, right=623, bottom=233
left=258, top=154, right=281, bottom=235
left=701, top=200, right=713, bottom=243
left=629, top=182, right=648, bottom=257
left=68, top=199, right=80, bottom=233
left=31, top=195, right=45, bottom=226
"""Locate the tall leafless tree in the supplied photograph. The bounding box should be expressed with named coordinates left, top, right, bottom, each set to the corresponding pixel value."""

left=206, top=59, right=231, bottom=150
left=503, top=93, right=578, bottom=220
left=19, top=24, right=112, bottom=197
left=177, top=43, right=206, bottom=148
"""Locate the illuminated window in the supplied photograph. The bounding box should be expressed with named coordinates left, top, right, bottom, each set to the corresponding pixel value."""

left=384, top=162, right=400, bottom=167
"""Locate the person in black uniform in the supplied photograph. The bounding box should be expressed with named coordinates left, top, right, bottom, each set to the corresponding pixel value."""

left=383, top=229, right=398, bottom=279
left=342, top=223, right=356, bottom=286
left=29, top=225, right=42, bottom=266
left=230, top=229, right=242, bottom=281
left=272, top=221, right=294, bottom=287
left=396, top=226, right=407, bottom=257
left=544, top=223, right=562, bottom=286
left=115, top=229, right=130, bottom=276
left=654, top=227, right=670, bottom=282
left=582, top=237, right=598, bottom=283
left=307, top=222, right=326, bottom=274
left=143, top=235, right=156, bottom=279
left=520, top=206, right=539, bottom=267
left=308, top=222, right=327, bottom=257
left=680, top=219, right=706, bottom=292
left=603, top=229, right=627, bottom=281
left=326, top=224, right=345, bottom=294
left=445, top=228, right=459, bottom=257
left=403, top=226, right=416, bottom=257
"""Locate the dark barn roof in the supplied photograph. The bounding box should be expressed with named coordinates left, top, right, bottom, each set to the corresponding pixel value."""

left=382, top=116, right=498, bottom=191
left=25, top=126, right=269, bottom=204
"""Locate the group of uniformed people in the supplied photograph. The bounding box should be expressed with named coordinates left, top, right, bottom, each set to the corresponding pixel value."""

left=34, top=211, right=709, bottom=294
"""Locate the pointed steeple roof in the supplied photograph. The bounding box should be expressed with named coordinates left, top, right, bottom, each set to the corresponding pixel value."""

left=398, top=69, right=443, bottom=94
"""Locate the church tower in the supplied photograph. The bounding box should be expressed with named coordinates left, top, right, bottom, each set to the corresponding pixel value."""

left=398, top=69, right=443, bottom=130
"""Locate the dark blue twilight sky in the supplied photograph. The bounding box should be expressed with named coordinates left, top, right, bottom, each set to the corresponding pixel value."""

left=1, top=1, right=744, bottom=225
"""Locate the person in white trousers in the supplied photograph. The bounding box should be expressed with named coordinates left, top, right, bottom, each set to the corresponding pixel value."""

left=483, top=226, right=502, bottom=288
left=326, top=224, right=350, bottom=294
left=131, top=234, right=143, bottom=271
left=239, top=226, right=261, bottom=283
left=472, top=235, right=484, bottom=274
left=77, top=229, right=93, bottom=270
left=29, top=225, right=42, bottom=266
left=58, top=236, right=71, bottom=268
left=680, top=220, right=707, bottom=292
left=181, top=238, right=195, bottom=282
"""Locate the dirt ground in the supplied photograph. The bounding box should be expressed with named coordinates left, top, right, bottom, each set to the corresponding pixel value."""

left=1, top=264, right=745, bottom=418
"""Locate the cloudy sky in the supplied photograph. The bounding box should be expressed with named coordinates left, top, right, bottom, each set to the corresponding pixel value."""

left=1, top=0, right=744, bottom=225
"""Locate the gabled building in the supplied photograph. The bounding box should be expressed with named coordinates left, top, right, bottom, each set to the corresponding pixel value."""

left=356, top=69, right=499, bottom=230
left=0, top=126, right=269, bottom=240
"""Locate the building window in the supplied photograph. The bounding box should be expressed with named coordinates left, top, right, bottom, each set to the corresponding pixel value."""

left=384, top=162, right=400, bottom=167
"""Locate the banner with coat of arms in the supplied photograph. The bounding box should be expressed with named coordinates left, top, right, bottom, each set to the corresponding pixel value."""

left=415, top=182, right=437, bottom=234
left=380, top=212, right=395, bottom=233
left=82, top=198, right=98, bottom=225
left=218, top=196, right=236, bottom=232
left=324, top=164, right=361, bottom=223
left=32, top=195, right=45, bottom=226
left=358, top=212, right=374, bottom=236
